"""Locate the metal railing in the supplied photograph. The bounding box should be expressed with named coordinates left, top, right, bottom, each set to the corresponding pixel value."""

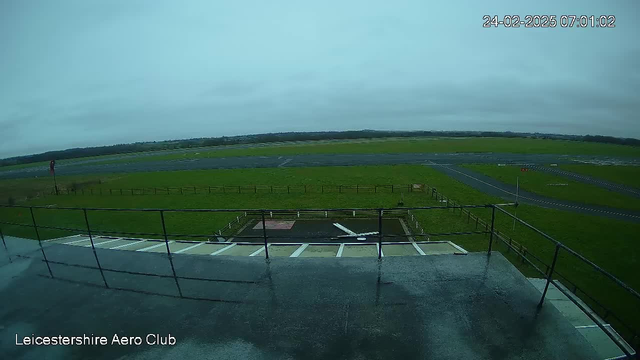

left=50, top=183, right=429, bottom=196
left=0, top=202, right=637, bottom=357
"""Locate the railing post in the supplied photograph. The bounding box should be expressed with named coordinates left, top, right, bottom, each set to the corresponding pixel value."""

left=377, top=209, right=383, bottom=259
left=539, top=244, right=561, bottom=307
left=261, top=211, right=269, bottom=259
left=29, top=207, right=53, bottom=277
left=0, top=226, right=11, bottom=263
left=488, top=206, right=496, bottom=254
left=83, top=209, right=108, bottom=288
left=159, top=210, right=183, bottom=297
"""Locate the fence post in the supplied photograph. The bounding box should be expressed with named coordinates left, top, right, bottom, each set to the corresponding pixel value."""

left=194, top=186, right=197, bottom=194
left=159, top=210, right=183, bottom=297
left=29, top=207, right=53, bottom=277
left=356, top=185, right=359, bottom=193
left=238, top=186, right=241, bottom=194
left=287, top=186, right=290, bottom=194
left=377, top=209, right=383, bottom=260
left=208, top=186, right=211, bottom=194
left=392, top=185, right=394, bottom=193
left=488, top=206, right=496, bottom=254
left=339, top=185, right=342, bottom=193
left=83, top=209, right=109, bottom=288
left=261, top=211, right=269, bottom=259
left=271, top=185, right=273, bottom=193
left=539, top=245, right=561, bottom=307
left=321, top=185, right=324, bottom=193
left=467, top=211, right=470, bottom=223
left=180, top=187, right=183, bottom=195
left=0, top=226, right=11, bottom=263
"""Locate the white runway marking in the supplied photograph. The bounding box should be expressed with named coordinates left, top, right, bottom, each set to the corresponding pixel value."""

left=210, top=243, right=236, bottom=255
left=412, top=242, right=426, bottom=255
left=290, top=243, right=309, bottom=257
left=174, top=242, right=205, bottom=253
left=110, top=240, right=146, bottom=249
left=64, top=237, right=91, bottom=245
left=250, top=244, right=270, bottom=256
left=137, top=241, right=172, bottom=252
left=86, top=238, right=121, bottom=247
left=278, top=158, right=293, bottom=167
left=336, top=244, right=345, bottom=257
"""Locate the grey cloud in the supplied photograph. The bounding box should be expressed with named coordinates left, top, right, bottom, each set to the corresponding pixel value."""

left=1, top=0, right=639, bottom=158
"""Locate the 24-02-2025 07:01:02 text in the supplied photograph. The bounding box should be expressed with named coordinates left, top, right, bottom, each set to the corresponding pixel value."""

left=483, top=15, right=616, bottom=28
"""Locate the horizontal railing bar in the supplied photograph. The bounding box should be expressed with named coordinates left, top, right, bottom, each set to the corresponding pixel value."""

left=0, top=204, right=501, bottom=212
left=494, top=205, right=640, bottom=302
left=550, top=278, right=634, bottom=358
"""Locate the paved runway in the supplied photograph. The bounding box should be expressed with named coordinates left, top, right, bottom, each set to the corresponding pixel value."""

left=428, top=164, right=640, bottom=223
left=1, top=152, right=639, bottom=180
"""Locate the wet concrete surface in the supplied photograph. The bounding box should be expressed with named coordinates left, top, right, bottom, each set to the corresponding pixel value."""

left=0, top=236, right=601, bottom=360
left=428, top=163, right=640, bottom=223
left=2, top=152, right=638, bottom=180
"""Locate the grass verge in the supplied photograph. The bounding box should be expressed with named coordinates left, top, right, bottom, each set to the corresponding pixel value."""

left=463, top=164, right=640, bottom=211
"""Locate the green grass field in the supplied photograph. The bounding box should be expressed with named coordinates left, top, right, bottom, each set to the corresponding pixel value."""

left=82, top=137, right=640, bottom=167
left=4, top=137, right=639, bottom=172
left=1, top=164, right=639, bottom=343
left=463, top=164, right=640, bottom=211
left=559, top=164, right=640, bottom=189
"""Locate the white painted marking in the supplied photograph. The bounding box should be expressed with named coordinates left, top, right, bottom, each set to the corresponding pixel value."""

left=290, top=244, right=309, bottom=257
left=333, top=223, right=356, bottom=235
left=210, top=243, right=236, bottom=255
left=64, top=237, right=91, bottom=245
left=45, top=234, right=82, bottom=243
left=278, top=158, right=293, bottom=167
left=378, top=244, right=384, bottom=257
left=250, top=245, right=270, bottom=256
left=575, top=324, right=610, bottom=329
left=137, top=241, right=173, bottom=252
left=175, top=242, right=205, bottom=254
left=448, top=241, right=468, bottom=255
left=336, top=244, right=345, bottom=257
left=86, top=238, right=121, bottom=247
left=412, top=242, right=426, bottom=255
left=110, top=240, right=146, bottom=249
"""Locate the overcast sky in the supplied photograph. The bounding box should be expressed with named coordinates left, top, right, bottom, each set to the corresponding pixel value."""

left=1, top=0, right=639, bottom=158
